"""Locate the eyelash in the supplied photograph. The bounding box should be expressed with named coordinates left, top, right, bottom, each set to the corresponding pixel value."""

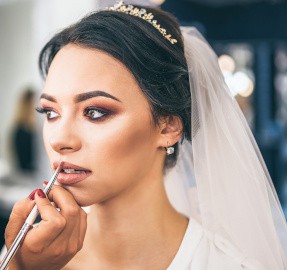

left=35, top=107, right=58, bottom=121
left=35, top=107, right=110, bottom=122
left=83, top=107, right=109, bottom=121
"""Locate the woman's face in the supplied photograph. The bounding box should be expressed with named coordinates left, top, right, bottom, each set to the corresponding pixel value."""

left=40, top=45, right=164, bottom=206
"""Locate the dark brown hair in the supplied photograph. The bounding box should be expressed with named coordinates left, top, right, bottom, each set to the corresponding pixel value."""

left=39, top=5, right=191, bottom=168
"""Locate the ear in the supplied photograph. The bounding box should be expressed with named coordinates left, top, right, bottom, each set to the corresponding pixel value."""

left=158, top=115, right=183, bottom=148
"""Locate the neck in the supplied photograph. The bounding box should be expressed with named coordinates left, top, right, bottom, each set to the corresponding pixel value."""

left=85, top=174, right=188, bottom=268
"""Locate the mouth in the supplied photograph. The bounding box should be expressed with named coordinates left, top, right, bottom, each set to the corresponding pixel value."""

left=53, top=161, right=92, bottom=185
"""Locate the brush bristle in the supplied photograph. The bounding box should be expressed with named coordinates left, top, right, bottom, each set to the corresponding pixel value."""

left=58, top=161, right=64, bottom=172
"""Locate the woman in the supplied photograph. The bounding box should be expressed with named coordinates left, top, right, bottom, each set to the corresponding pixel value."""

left=11, top=87, right=37, bottom=173
left=2, top=1, right=287, bottom=269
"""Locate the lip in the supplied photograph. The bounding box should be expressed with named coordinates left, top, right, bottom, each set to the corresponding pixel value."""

left=53, top=161, right=92, bottom=185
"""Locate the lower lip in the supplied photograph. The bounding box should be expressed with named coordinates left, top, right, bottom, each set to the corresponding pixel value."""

left=57, top=171, right=92, bottom=185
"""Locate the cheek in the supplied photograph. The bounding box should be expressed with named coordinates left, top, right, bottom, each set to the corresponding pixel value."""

left=41, top=108, right=159, bottom=182
left=83, top=114, right=157, bottom=173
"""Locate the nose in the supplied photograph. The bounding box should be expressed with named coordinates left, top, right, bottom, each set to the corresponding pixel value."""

left=49, top=121, right=82, bottom=154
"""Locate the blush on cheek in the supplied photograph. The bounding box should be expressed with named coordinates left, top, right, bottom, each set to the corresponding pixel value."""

left=108, top=120, right=156, bottom=174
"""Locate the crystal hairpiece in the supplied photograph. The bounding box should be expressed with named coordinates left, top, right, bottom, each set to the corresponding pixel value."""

left=108, top=1, right=178, bottom=44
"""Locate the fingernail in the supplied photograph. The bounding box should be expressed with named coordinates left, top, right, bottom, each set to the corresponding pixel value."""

left=28, top=189, right=37, bottom=200
left=36, top=189, right=46, bottom=198
left=43, top=181, right=48, bottom=185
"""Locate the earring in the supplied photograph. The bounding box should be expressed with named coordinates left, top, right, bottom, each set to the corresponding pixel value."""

left=166, top=142, right=174, bottom=155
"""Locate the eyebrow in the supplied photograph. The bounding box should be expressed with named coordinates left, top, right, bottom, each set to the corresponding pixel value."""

left=40, top=90, right=121, bottom=103
left=75, top=90, right=121, bottom=103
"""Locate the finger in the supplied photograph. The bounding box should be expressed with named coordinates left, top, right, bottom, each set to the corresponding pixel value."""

left=43, top=180, right=58, bottom=208
left=42, top=180, right=48, bottom=188
left=5, top=197, right=35, bottom=247
left=47, top=207, right=87, bottom=256
left=24, top=190, right=66, bottom=252
left=47, top=186, right=85, bottom=253
left=62, top=207, right=87, bottom=251
left=48, top=186, right=82, bottom=248
left=53, top=216, right=82, bottom=256
left=47, top=185, right=81, bottom=218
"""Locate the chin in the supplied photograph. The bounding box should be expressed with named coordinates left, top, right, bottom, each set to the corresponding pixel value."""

left=61, top=179, right=127, bottom=207
left=63, top=186, right=110, bottom=207
left=74, top=194, right=99, bottom=207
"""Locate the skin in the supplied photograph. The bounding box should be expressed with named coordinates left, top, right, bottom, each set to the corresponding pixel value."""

left=5, top=45, right=188, bottom=270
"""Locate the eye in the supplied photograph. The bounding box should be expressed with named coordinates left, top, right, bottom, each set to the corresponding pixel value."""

left=36, top=107, right=59, bottom=120
left=84, top=107, right=108, bottom=121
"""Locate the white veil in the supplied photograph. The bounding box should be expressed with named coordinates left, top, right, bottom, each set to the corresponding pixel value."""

left=165, top=27, right=287, bottom=269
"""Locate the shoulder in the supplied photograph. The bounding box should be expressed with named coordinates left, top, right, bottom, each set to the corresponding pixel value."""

left=196, top=227, right=266, bottom=270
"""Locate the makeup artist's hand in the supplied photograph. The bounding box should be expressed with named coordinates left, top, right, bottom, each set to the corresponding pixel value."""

left=5, top=186, right=87, bottom=270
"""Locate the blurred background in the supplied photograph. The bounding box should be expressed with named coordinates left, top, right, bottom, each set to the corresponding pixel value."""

left=0, top=0, right=286, bottom=248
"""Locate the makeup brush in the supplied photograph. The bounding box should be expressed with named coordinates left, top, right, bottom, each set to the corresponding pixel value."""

left=0, top=162, right=63, bottom=270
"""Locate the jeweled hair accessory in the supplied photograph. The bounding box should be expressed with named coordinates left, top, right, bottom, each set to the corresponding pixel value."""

left=108, top=1, right=178, bottom=44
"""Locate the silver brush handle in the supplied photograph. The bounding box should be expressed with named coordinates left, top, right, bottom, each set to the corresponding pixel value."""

left=0, top=222, right=30, bottom=270
left=0, top=167, right=59, bottom=270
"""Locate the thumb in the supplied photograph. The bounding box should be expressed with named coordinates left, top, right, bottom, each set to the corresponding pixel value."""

left=5, top=194, right=36, bottom=248
left=34, top=189, right=56, bottom=222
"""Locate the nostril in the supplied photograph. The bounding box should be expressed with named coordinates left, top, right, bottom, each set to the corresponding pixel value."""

left=50, top=134, right=82, bottom=153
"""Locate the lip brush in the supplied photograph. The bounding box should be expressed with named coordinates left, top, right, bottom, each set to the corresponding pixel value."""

left=0, top=162, right=63, bottom=270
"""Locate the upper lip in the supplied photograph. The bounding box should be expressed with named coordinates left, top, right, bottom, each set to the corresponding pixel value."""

left=53, top=161, right=91, bottom=172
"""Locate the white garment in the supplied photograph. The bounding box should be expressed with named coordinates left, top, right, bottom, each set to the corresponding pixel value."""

left=1, top=217, right=265, bottom=270
left=167, top=218, right=266, bottom=270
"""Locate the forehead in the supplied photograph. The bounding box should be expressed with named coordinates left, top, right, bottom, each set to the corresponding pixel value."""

left=43, top=44, right=143, bottom=101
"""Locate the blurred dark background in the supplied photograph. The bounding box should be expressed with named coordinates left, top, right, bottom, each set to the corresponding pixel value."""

left=162, top=0, right=287, bottom=213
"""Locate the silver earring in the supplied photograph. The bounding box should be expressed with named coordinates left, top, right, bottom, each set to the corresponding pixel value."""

left=166, top=142, right=174, bottom=155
